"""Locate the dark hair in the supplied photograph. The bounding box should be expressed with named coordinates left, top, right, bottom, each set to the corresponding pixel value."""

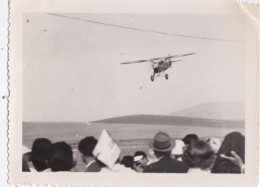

left=31, top=138, right=52, bottom=171
left=48, top=142, right=73, bottom=172
left=78, top=136, right=97, bottom=156
left=182, top=140, right=216, bottom=170
left=120, top=155, right=134, bottom=168
left=134, top=151, right=147, bottom=159
left=211, top=132, right=245, bottom=173
left=182, top=134, right=199, bottom=145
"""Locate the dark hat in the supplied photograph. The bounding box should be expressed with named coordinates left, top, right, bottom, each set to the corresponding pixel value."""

left=149, top=132, right=175, bottom=152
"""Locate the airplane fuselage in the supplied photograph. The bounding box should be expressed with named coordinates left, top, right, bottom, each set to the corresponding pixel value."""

left=153, top=59, right=171, bottom=74
left=151, top=59, right=171, bottom=81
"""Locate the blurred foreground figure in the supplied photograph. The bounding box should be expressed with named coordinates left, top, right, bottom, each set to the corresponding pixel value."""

left=144, top=132, right=189, bottom=173
left=22, top=138, right=52, bottom=172
left=31, top=138, right=52, bottom=171
left=211, top=132, right=245, bottom=173
left=48, top=142, right=74, bottom=172
left=182, top=140, right=216, bottom=174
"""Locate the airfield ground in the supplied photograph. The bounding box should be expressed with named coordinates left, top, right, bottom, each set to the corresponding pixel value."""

left=23, top=118, right=244, bottom=170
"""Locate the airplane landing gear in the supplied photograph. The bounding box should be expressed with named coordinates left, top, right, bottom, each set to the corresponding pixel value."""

left=165, top=74, right=169, bottom=80
left=151, top=75, right=154, bottom=82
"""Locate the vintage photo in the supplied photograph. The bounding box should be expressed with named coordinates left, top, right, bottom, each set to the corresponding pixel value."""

left=8, top=0, right=259, bottom=186
left=22, top=12, right=247, bottom=173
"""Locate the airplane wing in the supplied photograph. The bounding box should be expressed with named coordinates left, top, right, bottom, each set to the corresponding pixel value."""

left=164, top=53, right=196, bottom=59
left=120, top=59, right=150, bottom=65
left=167, top=52, right=196, bottom=59
left=120, top=53, right=196, bottom=65
left=170, top=60, right=182, bottom=63
left=121, top=57, right=164, bottom=64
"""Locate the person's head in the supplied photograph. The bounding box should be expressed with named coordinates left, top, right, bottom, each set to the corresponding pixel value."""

left=211, top=132, right=245, bottom=173
left=78, top=136, right=97, bottom=163
left=134, top=151, right=148, bottom=166
left=78, top=136, right=97, bottom=156
left=48, top=142, right=74, bottom=172
left=182, top=134, right=199, bottom=145
left=149, top=131, right=176, bottom=159
left=31, top=138, right=52, bottom=171
left=206, top=137, right=221, bottom=153
left=182, top=140, right=216, bottom=170
left=120, top=155, right=134, bottom=168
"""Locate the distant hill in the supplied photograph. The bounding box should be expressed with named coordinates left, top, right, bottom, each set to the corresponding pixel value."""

left=171, top=101, right=244, bottom=120
left=92, top=114, right=244, bottom=128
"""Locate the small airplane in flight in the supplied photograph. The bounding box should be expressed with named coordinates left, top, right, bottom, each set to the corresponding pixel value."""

left=121, top=53, right=196, bottom=81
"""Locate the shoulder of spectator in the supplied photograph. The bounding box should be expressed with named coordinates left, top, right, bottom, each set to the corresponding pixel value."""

left=143, top=163, right=154, bottom=173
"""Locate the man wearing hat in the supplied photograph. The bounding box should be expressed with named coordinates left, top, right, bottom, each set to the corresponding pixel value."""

left=143, top=132, right=189, bottom=173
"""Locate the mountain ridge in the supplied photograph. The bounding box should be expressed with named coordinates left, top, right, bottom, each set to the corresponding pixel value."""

left=91, top=114, right=244, bottom=128
left=171, top=101, right=244, bottom=120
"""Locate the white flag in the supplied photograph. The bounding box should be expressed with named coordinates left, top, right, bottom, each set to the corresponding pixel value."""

left=93, top=129, right=121, bottom=168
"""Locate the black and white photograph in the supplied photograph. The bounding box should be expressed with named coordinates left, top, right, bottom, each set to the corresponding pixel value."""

left=22, top=12, right=246, bottom=173
left=8, top=0, right=259, bottom=186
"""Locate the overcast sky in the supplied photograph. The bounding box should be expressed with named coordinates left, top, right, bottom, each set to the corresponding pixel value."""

left=23, top=4, right=246, bottom=122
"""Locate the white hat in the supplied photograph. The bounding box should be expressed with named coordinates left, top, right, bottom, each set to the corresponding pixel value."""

left=134, top=155, right=143, bottom=162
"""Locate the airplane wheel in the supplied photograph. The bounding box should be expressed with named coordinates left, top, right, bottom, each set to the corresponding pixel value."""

left=165, top=74, right=168, bottom=80
left=151, top=76, right=154, bottom=82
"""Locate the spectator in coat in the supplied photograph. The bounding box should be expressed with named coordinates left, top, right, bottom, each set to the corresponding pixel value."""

left=143, top=132, right=189, bottom=173
left=78, top=136, right=105, bottom=172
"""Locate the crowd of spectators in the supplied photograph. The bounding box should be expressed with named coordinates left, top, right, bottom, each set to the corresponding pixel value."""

left=22, top=131, right=245, bottom=174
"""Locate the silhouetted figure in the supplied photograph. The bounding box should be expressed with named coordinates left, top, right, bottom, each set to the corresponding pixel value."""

left=48, top=142, right=74, bottom=172
left=31, top=138, right=52, bottom=171
left=211, top=132, right=245, bottom=173
left=183, top=140, right=216, bottom=174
